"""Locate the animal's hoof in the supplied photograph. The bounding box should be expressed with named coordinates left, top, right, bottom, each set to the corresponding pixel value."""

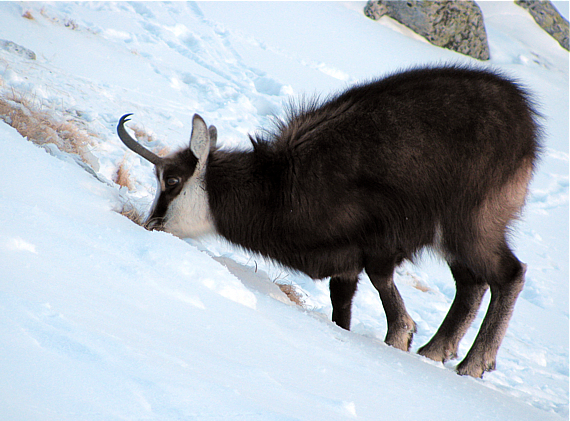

left=418, top=341, right=457, bottom=363
left=385, top=319, right=417, bottom=352
left=456, top=357, right=496, bottom=378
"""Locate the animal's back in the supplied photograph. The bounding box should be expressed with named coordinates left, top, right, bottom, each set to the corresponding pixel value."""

left=283, top=66, right=538, bottom=185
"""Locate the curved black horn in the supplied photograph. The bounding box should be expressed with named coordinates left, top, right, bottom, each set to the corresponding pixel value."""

left=117, top=114, right=163, bottom=165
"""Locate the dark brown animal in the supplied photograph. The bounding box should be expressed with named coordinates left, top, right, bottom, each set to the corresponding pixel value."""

left=118, top=65, right=540, bottom=378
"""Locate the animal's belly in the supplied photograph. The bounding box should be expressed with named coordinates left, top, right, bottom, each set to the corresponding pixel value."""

left=266, top=243, right=364, bottom=280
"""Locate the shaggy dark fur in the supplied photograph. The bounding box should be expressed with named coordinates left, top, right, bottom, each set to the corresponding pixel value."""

left=126, top=65, right=541, bottom=378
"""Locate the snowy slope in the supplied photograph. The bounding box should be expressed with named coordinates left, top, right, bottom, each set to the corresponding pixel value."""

left=0, top=1, right=567, bottom=420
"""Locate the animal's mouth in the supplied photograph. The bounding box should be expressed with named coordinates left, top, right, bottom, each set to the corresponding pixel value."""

left=144, top=217, right=165, bottom=231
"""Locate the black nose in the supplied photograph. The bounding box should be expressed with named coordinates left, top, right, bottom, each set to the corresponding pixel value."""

left=144, top=217, right=164, bottom=231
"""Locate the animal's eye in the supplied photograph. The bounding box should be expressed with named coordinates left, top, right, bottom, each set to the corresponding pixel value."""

left=166, top=177, right=180, bottom=187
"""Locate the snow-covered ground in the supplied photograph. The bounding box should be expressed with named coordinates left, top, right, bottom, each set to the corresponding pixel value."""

left=0, top=2, right=567, bottom=420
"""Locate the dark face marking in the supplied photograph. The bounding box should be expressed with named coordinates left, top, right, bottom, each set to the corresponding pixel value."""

left=145, top=148, right=198, bottom=230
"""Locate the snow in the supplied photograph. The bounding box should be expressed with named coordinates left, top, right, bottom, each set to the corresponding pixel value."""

left=0, top=1, right=567, bottom=420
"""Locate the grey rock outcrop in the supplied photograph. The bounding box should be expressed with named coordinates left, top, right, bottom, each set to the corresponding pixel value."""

left=515, top=0, right=569, bottom=51
left=364, top=0, right=490, bottom=60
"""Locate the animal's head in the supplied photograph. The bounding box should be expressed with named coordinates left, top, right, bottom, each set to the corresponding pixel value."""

left=117, top=114, right=217, bottom=238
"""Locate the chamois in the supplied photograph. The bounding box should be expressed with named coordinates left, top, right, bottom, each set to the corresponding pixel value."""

left=117, top=65, right=540, bottom=378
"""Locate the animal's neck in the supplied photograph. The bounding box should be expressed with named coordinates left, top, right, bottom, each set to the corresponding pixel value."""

left=205, top=149, right=280, bottom=251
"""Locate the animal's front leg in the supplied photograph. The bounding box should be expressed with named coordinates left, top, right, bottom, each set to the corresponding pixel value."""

left=365, top=258, right=416, bottom=351
left=329, top=275, right=359, bottom=330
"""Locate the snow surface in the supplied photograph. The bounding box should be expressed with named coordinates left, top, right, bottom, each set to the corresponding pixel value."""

left=0, top=1, right=567, bottom=420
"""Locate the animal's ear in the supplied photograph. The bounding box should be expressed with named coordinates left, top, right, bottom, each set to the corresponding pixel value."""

left=208, top=125, right=217, bottom=150
left=189, top=114, right=211, bottom=166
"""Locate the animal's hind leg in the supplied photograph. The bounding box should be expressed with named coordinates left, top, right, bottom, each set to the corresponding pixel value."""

left=418, top=263, right=488, bottom=363
left=365, top=256, right=416, bottom=351
left=457, top=244, right=526, bottom=378
left=330, top=275, right=359, bottom=330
